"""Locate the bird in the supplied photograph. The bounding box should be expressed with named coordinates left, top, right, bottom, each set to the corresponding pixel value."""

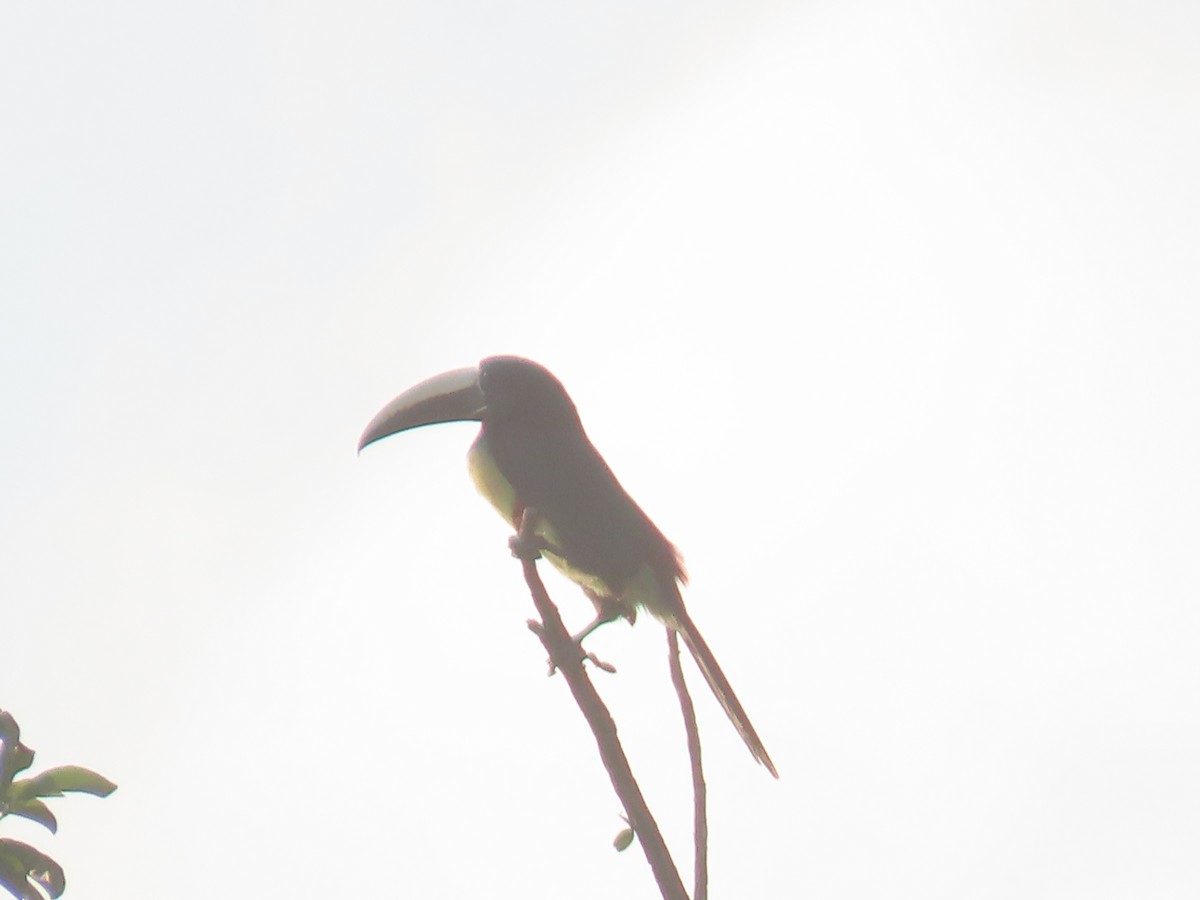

left=359, top=355, right=777, bottom=777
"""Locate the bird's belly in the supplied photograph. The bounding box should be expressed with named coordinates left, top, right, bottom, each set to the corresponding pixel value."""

left=468, top=434, right=626, bottom=601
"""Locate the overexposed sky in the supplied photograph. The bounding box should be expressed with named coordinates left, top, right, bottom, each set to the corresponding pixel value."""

left=3, top=2, right=1199, bottom=897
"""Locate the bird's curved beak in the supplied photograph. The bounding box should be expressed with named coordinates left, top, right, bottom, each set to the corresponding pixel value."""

left=358, top=366, right=485, bottom=452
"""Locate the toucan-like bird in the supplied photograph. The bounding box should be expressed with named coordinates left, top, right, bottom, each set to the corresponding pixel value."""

left=359, top=355, right=777, bottom=777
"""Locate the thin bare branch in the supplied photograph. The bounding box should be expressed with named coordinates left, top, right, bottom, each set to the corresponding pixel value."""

left=668, top=629, right=708, bottom=900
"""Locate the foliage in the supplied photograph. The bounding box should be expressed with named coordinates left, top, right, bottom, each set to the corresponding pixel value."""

left=0, top=711, right=116, bottom=900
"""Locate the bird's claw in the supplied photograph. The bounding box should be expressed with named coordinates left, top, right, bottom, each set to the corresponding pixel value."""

left=544, top=648, right=617, bottom=677
left=527, top=620, right=617, bottom=675
left=509, top=533, right=542, bottom=561
left=510, top=508, right=566, bottom=560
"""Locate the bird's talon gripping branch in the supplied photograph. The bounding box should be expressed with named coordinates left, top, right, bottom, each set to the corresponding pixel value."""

left=508, top=533, right=542, bottom=561
left=510, top=506, right=553, bottom=560
left=526, top=619, right=615, bottom=675
left=510, top=510, right=569, bottom=562
left=546, top=650, right=617, bottom=677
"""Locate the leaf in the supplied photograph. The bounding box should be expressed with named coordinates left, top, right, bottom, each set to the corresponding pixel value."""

left=2, top=801, right=56, bottom=834
left=0, top=840, right=65, bottom=900
left=612, top=827, right=635, bottom=852
left=12, top=768, right=117, bottom=800
left=0, top=714, right=34, bottom=793
left=0, top=715, right=19, bottom=749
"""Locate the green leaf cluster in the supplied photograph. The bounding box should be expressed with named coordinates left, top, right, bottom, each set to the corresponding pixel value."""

left=0, top=711, right=116, bottom=900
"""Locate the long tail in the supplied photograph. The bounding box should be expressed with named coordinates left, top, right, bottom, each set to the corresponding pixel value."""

left=673, top=609, right=779, bottom=778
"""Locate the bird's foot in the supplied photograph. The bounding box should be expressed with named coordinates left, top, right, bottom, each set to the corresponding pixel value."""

left=510, top=507, right=566, bottom=561
left=508, top=533, right=542, bottom=561
left=527, top=620, right=617, bottom=676
left=509, top=533, right=566, bottom=561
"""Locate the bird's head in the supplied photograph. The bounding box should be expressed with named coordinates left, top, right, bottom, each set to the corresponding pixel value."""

left=358, top=355, right=581, bottom=452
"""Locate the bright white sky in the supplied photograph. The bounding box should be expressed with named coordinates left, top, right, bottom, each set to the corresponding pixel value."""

left=3, top=1, right=1199, bottom=897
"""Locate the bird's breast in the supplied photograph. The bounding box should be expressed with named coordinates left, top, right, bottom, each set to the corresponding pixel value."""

left=468, top=433, right=615, bottom=598
left=467, top=429, right=683, bottom=622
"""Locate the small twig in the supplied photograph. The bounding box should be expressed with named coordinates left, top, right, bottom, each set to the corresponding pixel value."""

left=514, top=510, right=689, bottom=900
left=668, top=629, right=708, bottom=900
